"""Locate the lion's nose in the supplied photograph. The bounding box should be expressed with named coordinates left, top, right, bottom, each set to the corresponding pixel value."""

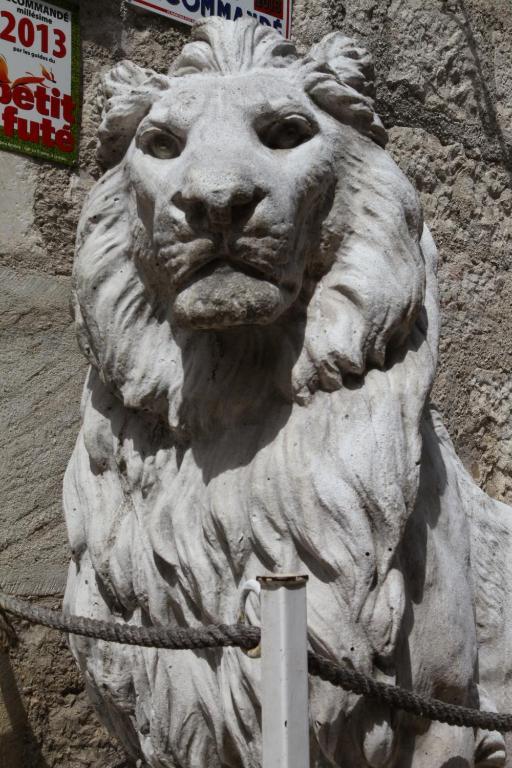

left=172, top=177, right=264, bottom=232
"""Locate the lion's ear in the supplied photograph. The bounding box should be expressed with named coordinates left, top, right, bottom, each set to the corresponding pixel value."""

left=308, top=34, right=375, bottom=96
left=97, top=61, right=170, bottom=168
left=303, top=33, right=387, bottom=147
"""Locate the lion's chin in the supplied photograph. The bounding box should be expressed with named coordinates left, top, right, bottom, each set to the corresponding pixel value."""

left=171, top=266, right=292, bottom=330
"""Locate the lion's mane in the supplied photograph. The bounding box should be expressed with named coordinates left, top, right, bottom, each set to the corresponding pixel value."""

left=65, top=19, right=441, bottom=768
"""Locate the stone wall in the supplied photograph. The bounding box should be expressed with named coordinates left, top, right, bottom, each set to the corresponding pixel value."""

left=0, top=0, right=510, bottom=765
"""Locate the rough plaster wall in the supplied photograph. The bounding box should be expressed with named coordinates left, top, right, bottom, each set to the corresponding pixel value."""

left=0, top=0, right=510, bottom=765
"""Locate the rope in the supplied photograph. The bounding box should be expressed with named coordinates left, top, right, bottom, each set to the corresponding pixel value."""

left=0, top=592, right=259, bottom=651
left=2, top=591, right=512, bottom=732
left=307, top=653, right=512, bottom=732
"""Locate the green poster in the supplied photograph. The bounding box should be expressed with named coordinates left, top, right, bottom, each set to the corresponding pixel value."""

left=0, top=0, right=80, bottom=165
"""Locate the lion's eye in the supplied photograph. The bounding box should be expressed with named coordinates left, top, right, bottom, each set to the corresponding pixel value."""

left=142, top=132, right=181, bottom=160
left=258, top=115, right=317, bottom=150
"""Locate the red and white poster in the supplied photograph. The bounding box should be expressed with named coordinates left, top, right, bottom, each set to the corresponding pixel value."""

left=128, top=0, right=292, bottom=39
left=0, top=0, right=80, bottom=165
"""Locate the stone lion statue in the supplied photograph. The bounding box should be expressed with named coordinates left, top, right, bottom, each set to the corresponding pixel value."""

left=64, top=18, right=512, bottom=768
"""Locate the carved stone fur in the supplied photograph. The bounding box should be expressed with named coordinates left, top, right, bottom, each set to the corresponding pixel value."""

left=64, top=18, right=512, bottom=768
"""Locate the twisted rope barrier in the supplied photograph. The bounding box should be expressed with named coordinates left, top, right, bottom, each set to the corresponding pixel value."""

left=0, top=592, right=260, bottom=651
left=1, top=591, right=511, bottom=732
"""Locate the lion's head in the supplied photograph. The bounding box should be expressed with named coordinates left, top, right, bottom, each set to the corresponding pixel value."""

left=73, top=18, right=437, bottom=427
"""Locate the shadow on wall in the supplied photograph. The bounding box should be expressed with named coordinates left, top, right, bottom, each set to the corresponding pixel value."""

left=0, top=653, right=48, bottom=768
left=446, top=0, right=512, bottom=180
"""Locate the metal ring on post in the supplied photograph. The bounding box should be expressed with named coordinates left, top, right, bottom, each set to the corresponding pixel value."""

left=237, top=579, right=261, bottom=658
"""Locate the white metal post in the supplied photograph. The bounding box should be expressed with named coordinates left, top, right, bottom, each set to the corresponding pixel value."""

left=257, top=574, right=310, bottom=768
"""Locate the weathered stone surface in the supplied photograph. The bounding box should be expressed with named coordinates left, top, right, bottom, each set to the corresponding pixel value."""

left=0, top=0, right=511, bottom=766
left=387, top=125, right=512, bottom=503
left=342, top=0, right=512, bottom=169
left=0, top=156, right=44, bottom=272
left=0, top=267, right=85, bottom=596
left=4, top=611, right=130, bottom=768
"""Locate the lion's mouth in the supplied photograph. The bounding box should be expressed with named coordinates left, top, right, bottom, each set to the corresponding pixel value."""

left=166, top=246, right=284, bottom=294
left=181, top=257, right=271, bottom=289
left=155, top=229, right=292, bottom=295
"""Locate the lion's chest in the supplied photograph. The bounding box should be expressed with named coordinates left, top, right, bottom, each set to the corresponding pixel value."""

left=142, top=407, right=320, bottom=622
